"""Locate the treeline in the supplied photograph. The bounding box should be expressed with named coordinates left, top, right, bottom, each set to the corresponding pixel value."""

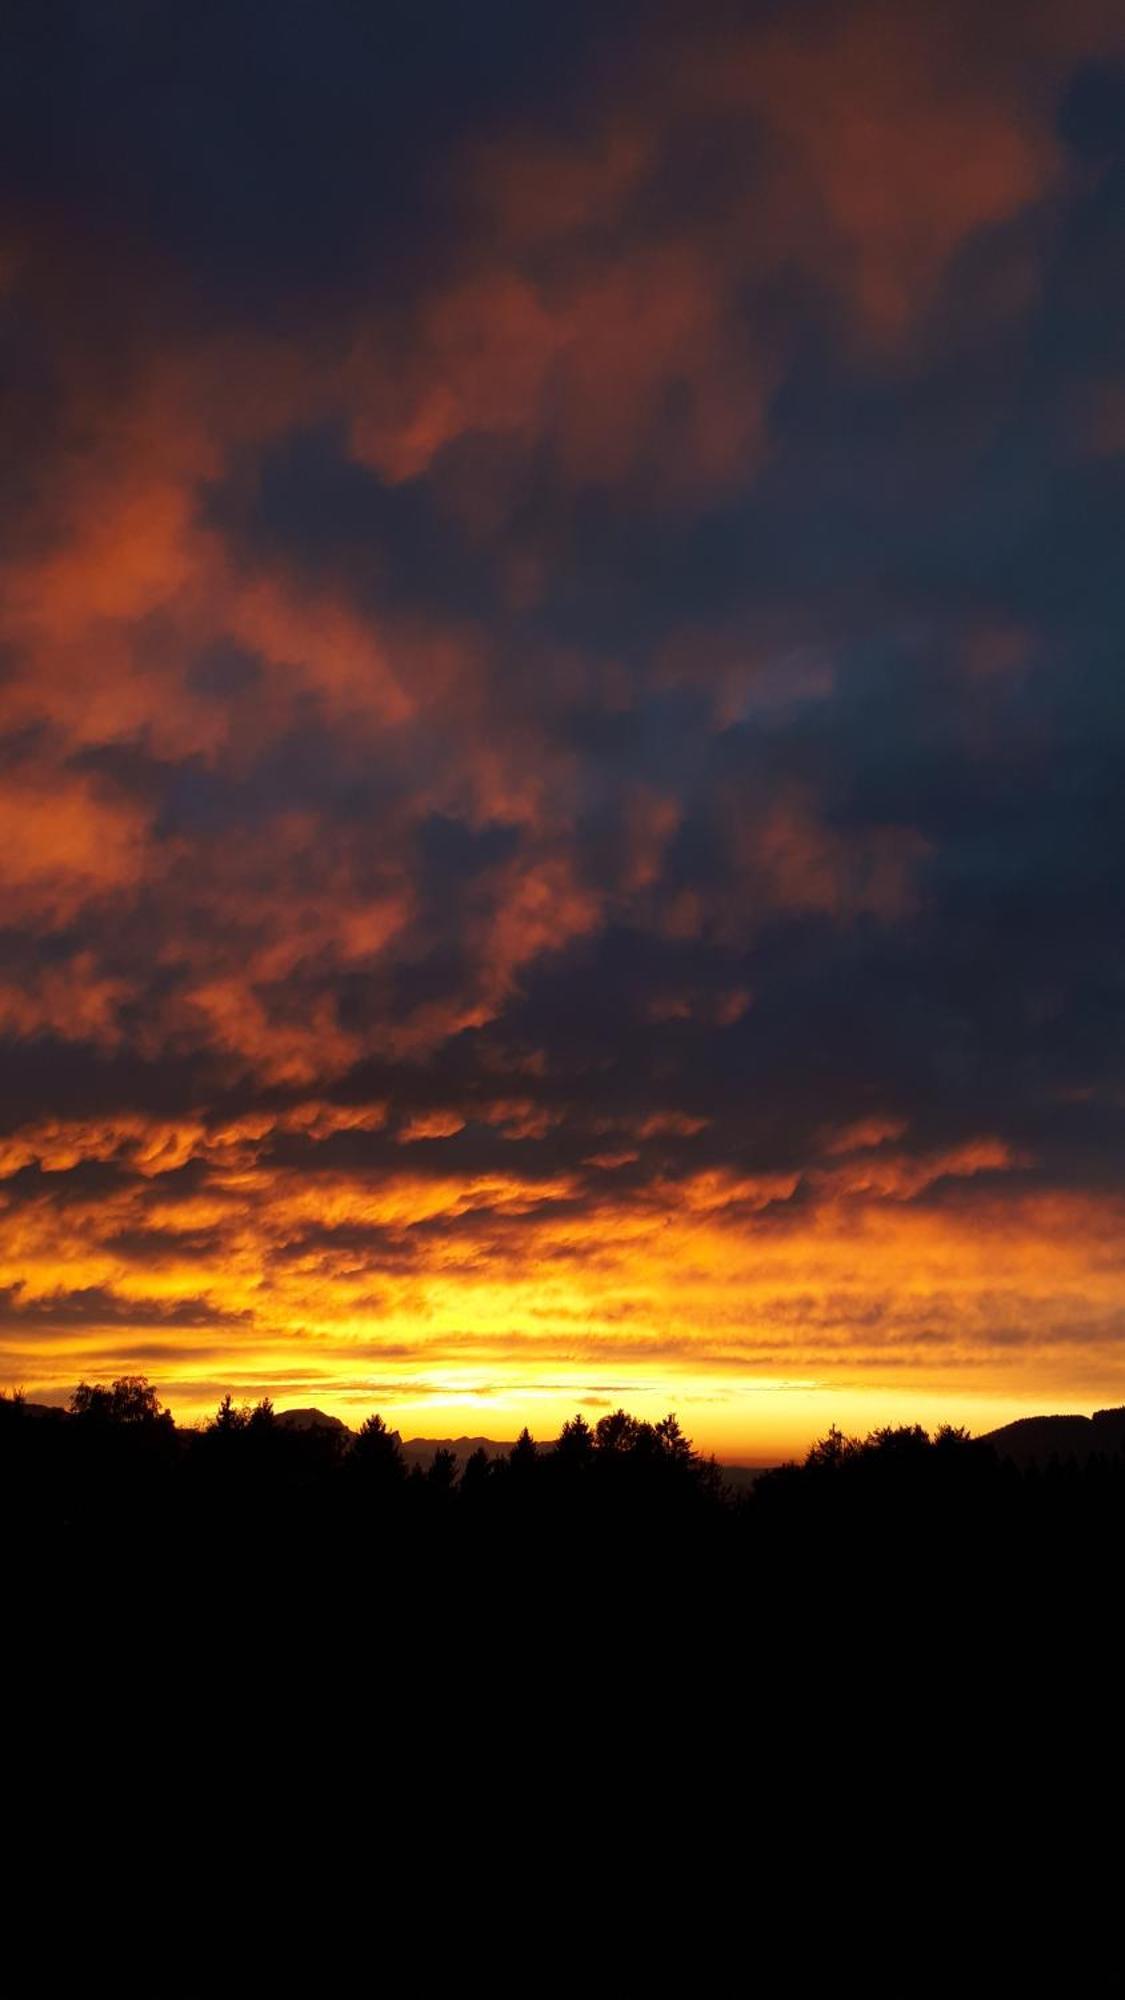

left=1, top=1381, right=723, bottom=1560
left=4, top=1378, right=1125, bottom=1586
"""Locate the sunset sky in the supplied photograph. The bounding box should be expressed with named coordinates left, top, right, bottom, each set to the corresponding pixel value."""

left=3, top=0, right=1125, bottom=1455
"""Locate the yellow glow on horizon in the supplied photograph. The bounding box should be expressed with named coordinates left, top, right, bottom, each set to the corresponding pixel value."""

left=4, top=1169, right=1125, bottom=1458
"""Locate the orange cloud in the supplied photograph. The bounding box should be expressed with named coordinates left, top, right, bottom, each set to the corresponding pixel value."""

left=723, top=4, right=1055, bottom=343
left=636, top=1113, right=710, bottom=1140
left=348, top=245, right=776, bottom=499
left=814, top=1137, right=1029, bottom=1202
left=822, top=1117, right=909, bottom=1156
left=398, top=1110, right=467, bottom=1143
left=3, top=1101, right=1116, bottom=1455
left=0, top=768, right=149, bottom=926
left=708, top=790, right=932, bottom=935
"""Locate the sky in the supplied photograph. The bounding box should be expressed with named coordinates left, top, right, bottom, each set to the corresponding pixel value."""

left=2, top=0, right=1125, bottom=1455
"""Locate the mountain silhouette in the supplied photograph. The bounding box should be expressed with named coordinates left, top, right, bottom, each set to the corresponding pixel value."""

left=275, top=1407, right=350, bottom=1434
left=271, top=1412, right=511, bottom=1460
left=398, top=1434, right=513, bottom=1468
left=979, top=1405, right=1125, bottom=1466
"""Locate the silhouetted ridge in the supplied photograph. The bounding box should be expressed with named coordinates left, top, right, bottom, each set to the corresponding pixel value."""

left=1092, top=1406, right=1125, bottom=1451
left=276, top=1407, right=351, bottom=1433
left=400, top=1435, right=517, bottom=1467
left=980, top=1406, right=1125, bottom=1465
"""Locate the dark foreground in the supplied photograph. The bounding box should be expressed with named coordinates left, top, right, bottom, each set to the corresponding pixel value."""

left=7, top=1381, right=1124, bottom=1624
left=6, top=1380, right=1120, bottom=1985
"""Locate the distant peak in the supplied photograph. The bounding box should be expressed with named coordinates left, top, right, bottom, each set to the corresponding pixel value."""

left=275, top=1407, right=351, bottom=1433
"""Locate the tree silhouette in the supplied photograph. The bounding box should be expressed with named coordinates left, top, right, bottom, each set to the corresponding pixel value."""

left=804, top=1424, right=858, bottom=1470
left=460, top=1446, right=492, bottom=1502
left=655, top=1413, right=694, bottom=1463
left=509, top=1427, right=538, bottom=1474
left=594, top=1410, right=640, bottom=1455
left=351, top=1413, right=406, bottom=1488
left=555, top=1415, right=594, bottom=1469
left=71, top=1376, right=168, bottom=1425
left=427, top=1446, right=458, bottom=1492
left=209, top=1394, right=251, bottom=1434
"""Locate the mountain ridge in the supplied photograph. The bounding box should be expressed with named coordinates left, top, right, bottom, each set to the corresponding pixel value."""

left=978, top=1405, right=1125, bottom=1466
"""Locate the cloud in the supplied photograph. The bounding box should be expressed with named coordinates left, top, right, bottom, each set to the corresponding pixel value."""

left=1, top=0, right=1125, bottom=1441
left=0, top=765, right=149, bottom=925
left=0, top=1282, right=248, bottom=1332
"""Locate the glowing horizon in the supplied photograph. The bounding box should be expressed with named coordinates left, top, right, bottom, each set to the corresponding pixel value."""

left=8, top=1169, right=1125, bottom=1457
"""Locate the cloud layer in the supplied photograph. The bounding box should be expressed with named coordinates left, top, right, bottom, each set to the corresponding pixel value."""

left=3, top=0, right=1125, bottom=1447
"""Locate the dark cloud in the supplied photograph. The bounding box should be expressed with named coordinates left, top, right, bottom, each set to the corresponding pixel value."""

left=0, top=1283, right=248, bottom=1331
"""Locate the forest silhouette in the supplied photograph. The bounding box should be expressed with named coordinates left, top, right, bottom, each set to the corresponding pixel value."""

left=6, top=1379, right=1124, bottom=1619
left=7, top=1368, right=1123, bottom=1870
